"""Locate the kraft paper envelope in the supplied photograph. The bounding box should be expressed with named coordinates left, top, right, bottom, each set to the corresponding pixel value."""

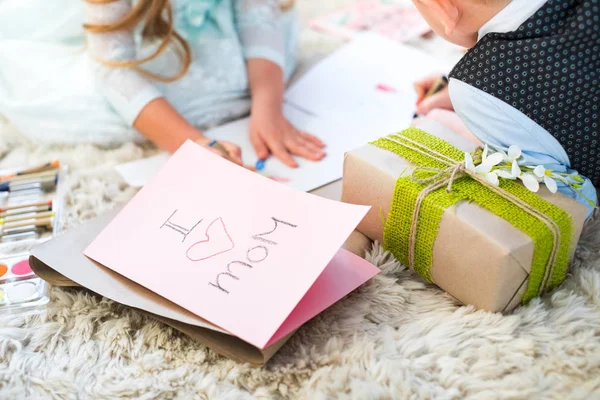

left=342, top=120, right=587, bottom=312
left=85, top=140, right=375, bottom=349
left=30, top=206, right=376, bottom=365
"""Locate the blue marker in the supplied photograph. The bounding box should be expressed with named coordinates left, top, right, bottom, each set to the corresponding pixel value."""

left=255, top=159, right=266, bottom=172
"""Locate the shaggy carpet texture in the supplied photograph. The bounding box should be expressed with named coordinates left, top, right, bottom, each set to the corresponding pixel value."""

left=2, top=1, right=600, bottom=398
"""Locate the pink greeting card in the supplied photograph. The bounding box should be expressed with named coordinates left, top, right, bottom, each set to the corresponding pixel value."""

left=85, top=141, right=376, bottom=349
left=310, top=1, right=431, bottom=43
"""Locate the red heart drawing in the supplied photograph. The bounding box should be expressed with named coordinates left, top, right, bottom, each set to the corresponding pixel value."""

left=186, top=217, right=235, bottom=262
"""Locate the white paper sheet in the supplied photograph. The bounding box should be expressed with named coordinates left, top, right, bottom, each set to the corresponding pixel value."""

left=115, top=153, right=171, bottom=188
left=204, top=105, right=372, bottom=192
left=115, top=105, right=366, bottom=192
left=285, top=32, right=453, bottom=136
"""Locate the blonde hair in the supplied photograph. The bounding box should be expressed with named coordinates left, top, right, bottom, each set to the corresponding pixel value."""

left=84, top=0, right=295, bottom=83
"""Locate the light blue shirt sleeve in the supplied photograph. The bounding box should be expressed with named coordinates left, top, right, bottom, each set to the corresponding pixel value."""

left=84, top=0, right=163, bottom=127
left=449, top=78, right=598, bottom=217
left=233, top=0, right=292, bottom=73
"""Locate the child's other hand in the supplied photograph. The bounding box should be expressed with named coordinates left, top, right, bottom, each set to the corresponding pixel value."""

left=249, top=110, right=326, bottom=168
left=195, top=137, right=244, bottom=166
left=414, top=74, right=454, bottom=115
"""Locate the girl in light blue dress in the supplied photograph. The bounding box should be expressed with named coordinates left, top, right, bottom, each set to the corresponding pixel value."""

left=0, top=0, right=325, bottom=167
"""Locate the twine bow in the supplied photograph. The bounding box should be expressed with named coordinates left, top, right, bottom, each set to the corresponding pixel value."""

left=411, top=163, right=466, bottom=194
left=381, top=133, right=563, bottom=295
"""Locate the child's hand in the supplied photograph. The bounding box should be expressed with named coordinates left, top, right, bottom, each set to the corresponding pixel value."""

left=414, top=74, right=454, bottom=115
left=249, top=109, right=326, bottom=168
left=195, top=137, right=244, bottom=166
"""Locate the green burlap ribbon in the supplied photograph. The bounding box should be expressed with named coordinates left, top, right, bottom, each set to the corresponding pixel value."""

left=371, top=128, right=574, bottom=304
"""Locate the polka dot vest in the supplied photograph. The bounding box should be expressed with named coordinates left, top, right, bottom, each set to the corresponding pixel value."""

left=450, top=0, right=600, bottom=186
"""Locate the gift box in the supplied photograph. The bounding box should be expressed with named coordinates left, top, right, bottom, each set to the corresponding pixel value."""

left=341, top=121, right=587, bottom=312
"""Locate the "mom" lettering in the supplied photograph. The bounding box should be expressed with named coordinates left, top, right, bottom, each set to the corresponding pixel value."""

left=208, top=217, right=297, bottom=294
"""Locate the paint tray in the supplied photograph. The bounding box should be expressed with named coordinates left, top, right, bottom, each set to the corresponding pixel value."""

left=0, top=163, right=67, bottom=315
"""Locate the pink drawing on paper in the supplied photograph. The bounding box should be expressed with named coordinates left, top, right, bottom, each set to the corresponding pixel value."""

left=257, top=171, right=290, bottom=183
left=267, top=175, right=290, bottom=183
left=375, top=83, right=397, bottom=93
left=186, top=217, right=235, bottom=262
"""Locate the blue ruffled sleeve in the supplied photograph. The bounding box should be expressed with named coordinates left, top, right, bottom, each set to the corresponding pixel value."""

left=233, top=0, right=289, bottom=69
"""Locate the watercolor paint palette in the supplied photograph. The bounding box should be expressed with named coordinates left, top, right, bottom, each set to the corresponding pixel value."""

left=0, top=161, right=66, bottom=315
left=0, top=254, right=48, bottom=309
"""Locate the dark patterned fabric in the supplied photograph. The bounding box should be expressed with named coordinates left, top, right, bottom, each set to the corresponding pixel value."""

left=450, top=0, right=600, bottom=186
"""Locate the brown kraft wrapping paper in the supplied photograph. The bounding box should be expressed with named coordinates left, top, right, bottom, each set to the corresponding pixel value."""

left=341, top=120, right=587, bottom=312
left=30, top=206, right=372, bottom=366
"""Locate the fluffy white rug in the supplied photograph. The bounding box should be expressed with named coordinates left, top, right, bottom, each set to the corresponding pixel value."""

left=2, top=1, right=600, bottom=399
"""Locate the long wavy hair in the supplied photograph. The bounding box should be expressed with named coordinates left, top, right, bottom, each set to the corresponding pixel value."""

left=83, top=0, right=295, bottom=83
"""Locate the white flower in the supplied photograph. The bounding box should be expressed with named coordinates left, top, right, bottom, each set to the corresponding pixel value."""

left=472, top=144, right=562, bottom=195
left=465, top=152, right=476, bottom=171
left=532, top=165, right=558, bottom=193
left=495, top=145, right=522, bottom=180
left=503, top=145, right=522, bottom=163
left=481, top=144, right=505, bottom=166
left=484, top=170, right=500, bottom=186
left=465, top=151, right=500, bottom=186
left=519, top=172, right=540, bottom=192
left=496, top=161, right=521, bottom=180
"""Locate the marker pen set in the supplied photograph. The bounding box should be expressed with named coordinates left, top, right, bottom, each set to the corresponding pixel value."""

left=0, top=160, right=66, bottom=315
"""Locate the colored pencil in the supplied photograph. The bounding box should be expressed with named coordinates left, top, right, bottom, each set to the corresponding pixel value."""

left=0, top=176, right=57, bottom=193
left=0, top=217, right=54, bottom=230
left=0, top=173, right=58, bottom=188
left=0, top=170, right=57, bottom=183
left=208, top=140, right=231, bottom=158
left=0, top=205, right=53, bottom=218
left=424, top=75, right=449, bottom=98
left=413, top=75, right=449, bottom=119
left=2, top=216, right=54, bottom=229
left=0, top=211, right=55, bottom=224
left=0, top=200, right=53, bottom=213
left=0, top=201, right=53, bottom=214
left=255, top=159, right=266, bottom=171
left=0, top=160, right=60, bottom=180
left=0, top=226, right=51, bottom=238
